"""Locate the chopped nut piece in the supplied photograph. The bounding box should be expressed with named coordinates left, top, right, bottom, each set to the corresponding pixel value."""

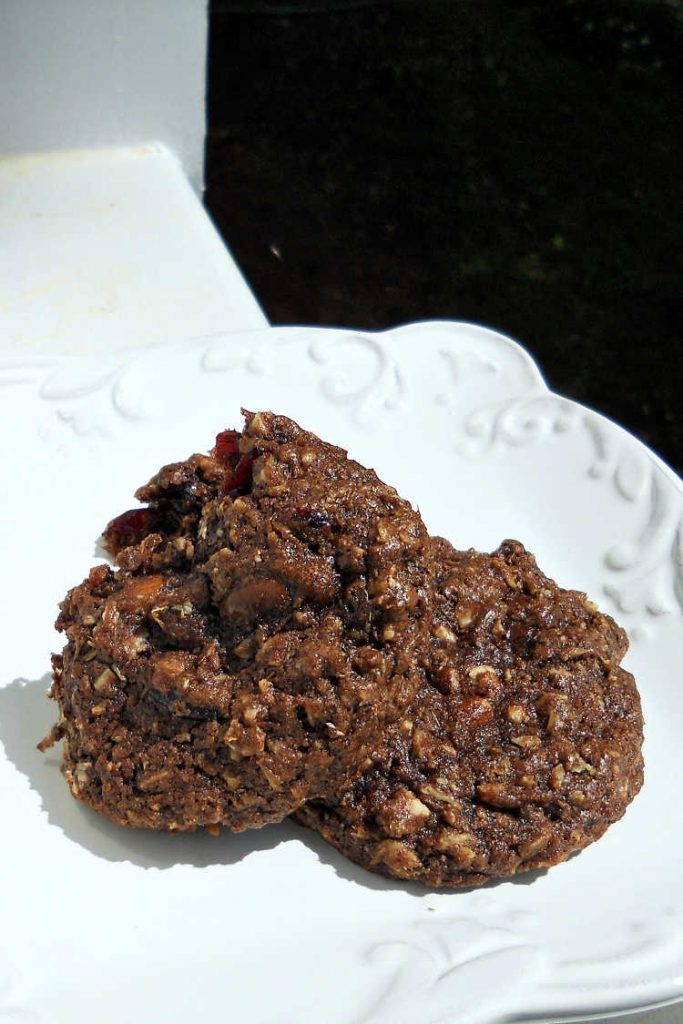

left=455, top=606, right=473, bottom=628
left=232, top=639, right=251, bottom=660
left=566, top=647, right=589, bottom=659
left=566, top=754, right=596, bottom=775
left=505, top=703, right=527, bottom=724
left=74, top=761, right=92, bottom=787
left=372, top=840, right=422, bottom=877
left=435, top=829, right=474, bottom=850
left=519, top=833, right=551, bottom=859
left=511, top=734, right=541, bottom=750
left=547, top=667, right=570, bottom=680
left=93, top=667, right=116, bottom=693
left=411, top=726, right=433, bottom=757
left=468, top=664, right=497, bottom=680
left=435, top=830, right=477, bottom=866
left=457, top=696, right=494, bottom=726
left=536, top=692, right=567, bottom=733
left=137, top=769, right=171, bottom=792
left=419, top=782, right=457, bottom=804
left=550, top=764, right=566, bottom=790
left=476, top=782, right=523, bottom=809
left=375, top=787, right=431, bottom=837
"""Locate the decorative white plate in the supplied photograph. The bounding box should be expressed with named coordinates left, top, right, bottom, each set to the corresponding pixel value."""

left=1, top=322, right=681, bottom=1024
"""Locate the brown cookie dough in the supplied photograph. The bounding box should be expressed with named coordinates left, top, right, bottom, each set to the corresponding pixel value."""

left=40, top=411, right=433, bottom=832
left=294, top=539, right=644, bottom=887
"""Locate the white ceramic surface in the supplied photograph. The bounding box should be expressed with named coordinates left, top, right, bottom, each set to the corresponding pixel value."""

left=0, top=145, right=266, bottom=358
left=1, top=321, right=681, bottom=1024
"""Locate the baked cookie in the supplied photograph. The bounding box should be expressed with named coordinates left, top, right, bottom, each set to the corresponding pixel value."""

left=295, top=539, right=644, bottom=887
left=40, top=412, right=433, bottom=832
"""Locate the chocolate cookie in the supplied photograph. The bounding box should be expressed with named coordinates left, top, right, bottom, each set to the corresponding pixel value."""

left=295, top=539, right=644, bottom=887
left=40, top=412, right=433, bottom=832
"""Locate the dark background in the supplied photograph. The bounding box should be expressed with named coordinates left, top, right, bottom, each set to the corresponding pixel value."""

left=204, top=0, right=682, bottom=474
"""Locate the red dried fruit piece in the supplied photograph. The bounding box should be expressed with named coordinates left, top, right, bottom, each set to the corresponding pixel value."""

left=212, top=429, right=241, bottom=463
left=223, top=453, right=255, bottom=495
left=103, top=508, right=159, bottom=554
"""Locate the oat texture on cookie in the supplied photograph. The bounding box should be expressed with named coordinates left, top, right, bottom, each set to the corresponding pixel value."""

left=40, top=411, right=433, bottom=832
left=295, top=538, right=644, bottom=887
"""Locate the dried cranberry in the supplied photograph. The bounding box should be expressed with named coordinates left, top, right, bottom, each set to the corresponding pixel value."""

left=223, top=453, right=255, bottom=494
left=212, top=429, right=241, bottom=463
left=103, top=507, right=159, bottom=552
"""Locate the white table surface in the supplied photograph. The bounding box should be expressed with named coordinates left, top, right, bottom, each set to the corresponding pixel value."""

left=0, top=143, right=267, bottom=356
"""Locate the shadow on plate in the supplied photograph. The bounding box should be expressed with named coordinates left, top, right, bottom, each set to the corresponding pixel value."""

left=0, top=674, right=549, bottom=892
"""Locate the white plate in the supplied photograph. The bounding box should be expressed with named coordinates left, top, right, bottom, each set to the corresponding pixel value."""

left=1, top=321, right=681, bottom=1024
